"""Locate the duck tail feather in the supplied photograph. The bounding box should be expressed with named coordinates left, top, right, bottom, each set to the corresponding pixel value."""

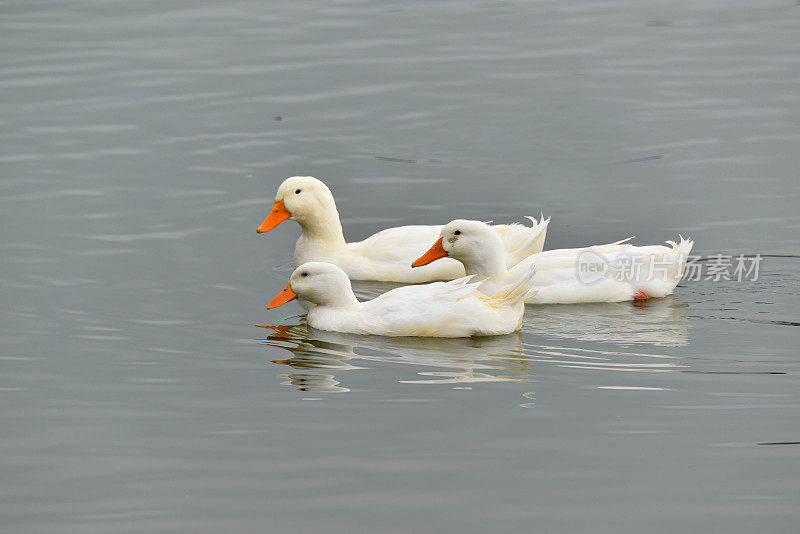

left=506, top=215, right=550, bottom=265
left=486, top=265, right=537, bottom=306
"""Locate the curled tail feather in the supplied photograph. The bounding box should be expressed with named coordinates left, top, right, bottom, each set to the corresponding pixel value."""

left=505, top=214, right=550, bottom=266
left=667, top=235, right=694, bottom=281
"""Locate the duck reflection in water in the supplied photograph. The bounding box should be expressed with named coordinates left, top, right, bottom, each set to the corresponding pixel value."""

left=258, top=296, right=690, bottom=394
left=257, top=324, right=531, bottom=393
left=279, top=373, right=350, bottom=393
left=521, top=296, right=690, bottom=346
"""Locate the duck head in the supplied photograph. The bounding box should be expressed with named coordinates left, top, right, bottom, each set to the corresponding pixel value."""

left=257, top=176, right=341, bottom=234
left=268, top=262, right=359, bottom=310
left=412, top=219, right=506, bottom=277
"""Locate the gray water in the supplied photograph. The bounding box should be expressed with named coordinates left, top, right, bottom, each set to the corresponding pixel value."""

left=2, top=1, right=799, bottom=532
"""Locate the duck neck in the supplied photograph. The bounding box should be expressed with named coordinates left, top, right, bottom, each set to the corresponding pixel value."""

left=296, top=203, right=347, bottom=252
left=318, top=284, right=360, bottom=310
left=461, top=247, right=507, bottom=279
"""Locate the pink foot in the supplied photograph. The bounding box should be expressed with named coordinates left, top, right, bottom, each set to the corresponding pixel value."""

left=632, top=289, right=649, bottom=301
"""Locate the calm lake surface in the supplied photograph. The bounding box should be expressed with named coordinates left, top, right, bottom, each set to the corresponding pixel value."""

left=2, top=1, right=799, bottom=532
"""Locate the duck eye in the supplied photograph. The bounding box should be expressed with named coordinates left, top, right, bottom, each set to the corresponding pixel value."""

left=295, top=189, right=302, bottom=194
left=301, top=272, right=308, bottom=277
left=454, top=230, right=461, bottom=236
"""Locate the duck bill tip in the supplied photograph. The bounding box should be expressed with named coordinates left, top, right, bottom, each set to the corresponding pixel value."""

left=411, top=237, right=448, bottom=267
left=257, top=199, right=290, bottom=233
left=266, top=282, right=297, bottom=309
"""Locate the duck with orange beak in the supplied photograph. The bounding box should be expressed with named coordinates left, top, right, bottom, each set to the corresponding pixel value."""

left=413, top=220, right=694, bottom=304
left=257, top=176, right=549, bottom=283
left=265, top=261, right=536, bottom=337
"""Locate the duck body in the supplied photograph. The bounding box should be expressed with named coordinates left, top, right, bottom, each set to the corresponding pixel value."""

left=259, top=176, right=549, bottom=283
left=414, top=220, right=694, bottom=304
left=297, top=222, right=548, bottom=284
left=492, top=239, right=693, bottom=304
left=267, top=262, right=536, bottom=338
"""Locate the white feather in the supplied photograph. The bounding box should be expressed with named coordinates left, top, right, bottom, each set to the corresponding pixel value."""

left=282, top=262, right=531, bottom=337
left=261, top=176, right=548, bottom=282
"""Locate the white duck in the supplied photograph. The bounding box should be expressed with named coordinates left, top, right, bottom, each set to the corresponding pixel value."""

left=266, top=261, right=536, bottom=337
left=412, top=220, right=693, bottom=304
left=257, top=176, right=549, bottom=283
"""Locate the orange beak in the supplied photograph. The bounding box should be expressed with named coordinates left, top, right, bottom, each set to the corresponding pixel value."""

left=411, top=237, right=448, bottom=267
left=257, top=199, right=290, bottom=233
left=267, top=282, right=297, bottom=309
